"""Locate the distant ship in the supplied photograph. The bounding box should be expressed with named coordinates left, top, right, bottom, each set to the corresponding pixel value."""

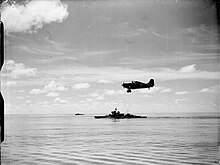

left=94, top=108, right=147, bottom=119
left=75, top=113, right=84, bottom=116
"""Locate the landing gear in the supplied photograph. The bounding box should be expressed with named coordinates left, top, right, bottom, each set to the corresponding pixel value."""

left=127, top=89, right=131, bottom=93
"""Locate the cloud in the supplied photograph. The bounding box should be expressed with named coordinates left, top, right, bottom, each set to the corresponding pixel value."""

left=116, top=22, right=142, bottom=37
left=46, top=92, right=59, bottom=97
left=104, top=90, right=116, bottom=95
left=25, top=100, right=32, bottom=104
left=84, top=92, right=104, bottom=101
left=199, top=88, right=214, bottom=93
left=2, top=0, right=68, bottom=33
left=72, top=83, right=90, bottom=89
left=18, top=45, right=64, bottom=55
left=43, top=101, right=49, bottom=105
left=150, top=29, right=166, bottom=39
left=29, top=88, right=43, bottom=94
left=85, top=98, right=93, bottom=102
left=45, top=81, right=68, bottom=91
left=88, top=93, right=100, bottom=97
left=199, top=86, right=219, bottom=93
left=97, top=80, right=114, bottom=84
left=80, top=98, right=93, bottom=104
left=174, top=98, right=187, bottom=104
left=3, top=60, right=37, bottom=78
left=53, top=97, right=68, bottom=104
left=186, top=25, right=218, bottom=44
left=179, top=64, right=196, bottom=73
left=82, top=50, right=119, bottom=56
left=175, top=91, right=188, bottom=95
left=138, top=86, right=161, bottom=94
left=30, top=81, right=68, bottom=94
left=42, top=64, right=220, bottom=84
left=84, top=90, right=123, bottom=102
left=95, top=96, right=104, bottom=100
left=104, top=89, right=124, bottom=95
left=138, top=86, right=172, bottom=94
left=5, top=81, right=17, bottom=86
left=161, top=88, right=172, bottom=93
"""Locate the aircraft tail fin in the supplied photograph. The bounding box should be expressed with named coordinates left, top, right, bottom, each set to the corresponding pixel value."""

left=149, top=79, right=154, bottom=86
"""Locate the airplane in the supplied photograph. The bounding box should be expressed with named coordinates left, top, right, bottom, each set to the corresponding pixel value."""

left=122, top=79, right=154, bottom=93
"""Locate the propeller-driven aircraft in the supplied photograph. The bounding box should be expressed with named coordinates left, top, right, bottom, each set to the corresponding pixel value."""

left=122, top=79, right=154, bottom=93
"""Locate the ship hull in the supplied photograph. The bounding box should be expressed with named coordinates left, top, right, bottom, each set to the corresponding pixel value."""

left=94, top=115, right=147, bottom=119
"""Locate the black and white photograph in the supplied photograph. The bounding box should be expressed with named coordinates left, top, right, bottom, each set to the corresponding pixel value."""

left=0, top=0, right=219, bottom=164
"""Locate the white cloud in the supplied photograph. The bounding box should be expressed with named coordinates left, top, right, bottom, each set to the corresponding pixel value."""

left=116, top=22, right=142, bottom=37
left=53, top=97, right=68, bottom=104
left=104, top=89, right=124, bottom=95
left=138, top=86, right=172, bottom=94
left=3, top=60, right=37, bottom=78
left=81, top=98, right=93, bottom=104
left=199, top=88, right=213, bottom=93
left=29, top=88, right=43, bottom=94
left=85, top=98, right=93, bottom=102
left=142, top=94, right=153, bottom=98
left=175, top=91, right=188, bottom=95
left=42, top=65, right=220, bottom=84
left=82, top=89, right=124, bottom=102
left=18, top=89, right=25, bottom=93
left=18, top=45, right=64, bottom=55
left=72, top=83, right=90, bottom=89
left=45, top=81, right=68, bottom=91
left=46, top=92, right=59, bottom=97
left=179, top=64, right=196, bottom=73
left=97, top=80, right=113, bottom=84
left=95, top=96, right=104, bottom=100
left=150, top=29, right=166, bottom=39
left=5, top=81, right=17, bottom=86
left=29, top=81, right=68, bottom=94
left=174, top=98, right=186, bottom=104
left=25, top=100, right=32, bottom=104
left=138, top=86, right=161, bottom=94
left=89, top=93, right=100, bottom=97
left=43, top=101, right=49, bottom=105
left=104, top=90, right=115, bottom=95
left=84, top=92, right=104, bottom=101
left=82, top=50, right=119, bottom=56
left=2, top=0, right=69, bottom=33
left=161, top=88, right=172, bottom=93
left=199, top=86, right=219, bottom=93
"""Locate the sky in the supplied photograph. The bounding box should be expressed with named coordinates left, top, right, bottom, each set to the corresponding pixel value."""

left=1, top=0, right=219, bottom=114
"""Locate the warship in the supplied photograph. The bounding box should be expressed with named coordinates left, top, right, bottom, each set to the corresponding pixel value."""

left=94, top=108, right=147, bottom=119
left=75, top=113, right=84, bottom=116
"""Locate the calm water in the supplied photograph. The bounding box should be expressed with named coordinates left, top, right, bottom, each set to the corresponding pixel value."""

left=1, top=114, right=220, bottom=165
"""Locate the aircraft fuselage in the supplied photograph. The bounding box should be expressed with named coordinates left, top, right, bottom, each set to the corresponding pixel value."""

left=122, top=79, right=154, bottom=93
left=122, top=83, right=151, bottom=89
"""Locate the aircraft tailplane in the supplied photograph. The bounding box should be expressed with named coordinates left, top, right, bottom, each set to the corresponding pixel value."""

left=149, top=79, right=154, bottom=86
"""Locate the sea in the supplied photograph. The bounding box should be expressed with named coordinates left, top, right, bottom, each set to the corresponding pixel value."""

left=1, top=113, right=220, bottom=165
